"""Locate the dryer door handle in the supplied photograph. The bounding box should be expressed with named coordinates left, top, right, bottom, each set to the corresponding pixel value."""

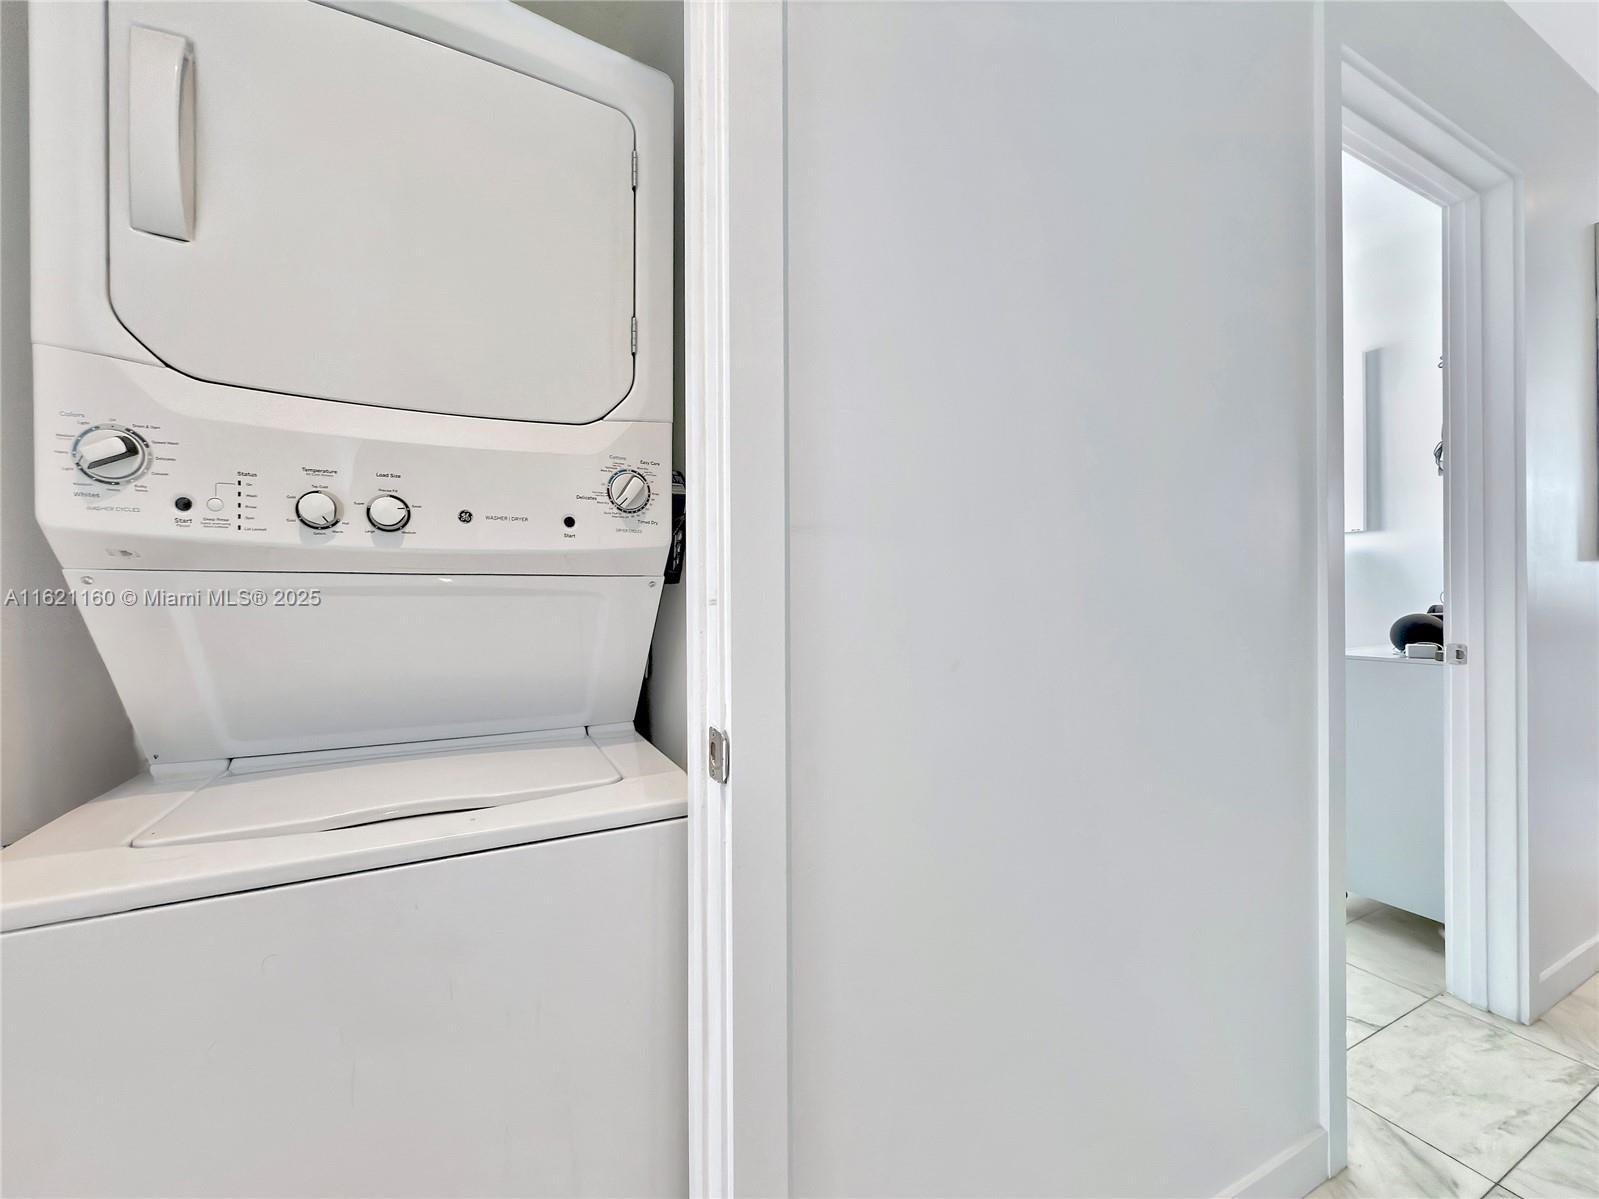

left=128, top=26, right=195, bottom=241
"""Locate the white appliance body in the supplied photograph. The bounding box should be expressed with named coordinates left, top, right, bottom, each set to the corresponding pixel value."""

left=3, top=814, right=688, bottom=1199
left=7, top=3, right=684, bottom=1194
left=32, top=0, right=674, bottom=764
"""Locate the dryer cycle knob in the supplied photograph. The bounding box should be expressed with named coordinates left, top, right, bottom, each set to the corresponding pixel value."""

left=74, top=426, right=147, bottom=482
left=607, top=470, right=651, bottom=514
left=366, top=494, right=411, bottom=532
left=295, top=490, right=341, bottom=530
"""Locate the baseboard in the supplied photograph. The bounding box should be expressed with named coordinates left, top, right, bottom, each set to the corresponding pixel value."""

left=1218, top=1129, right=1330, bottom=1199
left=1532, top=933, right=1599, bottom=1019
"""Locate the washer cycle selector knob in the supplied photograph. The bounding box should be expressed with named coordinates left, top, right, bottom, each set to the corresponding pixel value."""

left=295, top=490, right=341, bottom=530
left=366, top=494, right=411, bottom=532
left=73, top=426, right=147, bottom=482
left=607, top=470, right=651, bottom=514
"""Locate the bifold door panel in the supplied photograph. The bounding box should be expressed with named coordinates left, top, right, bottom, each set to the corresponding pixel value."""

left=107, top=1, right=636, bottom=424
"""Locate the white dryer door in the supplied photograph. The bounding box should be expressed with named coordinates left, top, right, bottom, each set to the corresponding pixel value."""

left=106, top=1, right=636, bottom=425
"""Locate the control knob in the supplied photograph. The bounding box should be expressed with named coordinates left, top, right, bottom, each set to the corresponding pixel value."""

left=295, top=490, right=341, bottom=530
left=73, top=426, right=148, bottom=483
left=366, top=494, right=411, bottom=532
left=607, top=469, right=651, bottom=514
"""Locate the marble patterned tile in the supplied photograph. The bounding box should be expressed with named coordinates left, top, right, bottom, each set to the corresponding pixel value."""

left=1500, top=1088, right=1599, bottom=1199
left=1349, top=1001, right=1599, bottom=1180
left=1308, top=1102, right=1494, bottom=1199
left=1490, top=1189, right=1523, bottom=1198
left=1436, top=979, right=1599, bottom=1070
left=1348, top=964, right=1429, bottom=1047
left=1536, top=976, right=1599, bottom=1067
left=1347, top=905, right=1447, bottom=997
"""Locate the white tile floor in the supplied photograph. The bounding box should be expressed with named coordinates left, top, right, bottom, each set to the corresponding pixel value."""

left=1312, top=899, right=1599, bottom=1199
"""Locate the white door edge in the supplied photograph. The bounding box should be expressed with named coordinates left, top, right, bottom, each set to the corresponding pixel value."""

left=685, top=3, right=791, bottom=1196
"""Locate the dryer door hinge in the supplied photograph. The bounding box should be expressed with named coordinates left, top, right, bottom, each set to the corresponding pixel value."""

left=631, top=149, right=638, bottom=190
left=1446, top=643, right=1467, bottom=665
left=630, top=316, right=638, bottom=354
left=708, top=727, right=730, bottom=784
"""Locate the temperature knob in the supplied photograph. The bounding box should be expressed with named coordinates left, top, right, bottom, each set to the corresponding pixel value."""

left=366, top=494, right=411, bottom=532
left=73, top=426, right=147, bottom=483
left=295, top=490, right=341, bottom=530
left=607, top=470, right=651, bottom=514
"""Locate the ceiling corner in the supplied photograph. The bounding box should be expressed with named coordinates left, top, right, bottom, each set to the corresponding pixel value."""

left=1506, top=0, right=1599, bottom=93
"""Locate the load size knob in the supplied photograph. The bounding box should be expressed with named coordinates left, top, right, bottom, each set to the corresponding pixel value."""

left=366, top=494, right=411, bottom=532
left=295, top=490, right=341, bottom=530
left=607, top=469, right=651, bottom=514
left=73, top=426, right=148, bottom=483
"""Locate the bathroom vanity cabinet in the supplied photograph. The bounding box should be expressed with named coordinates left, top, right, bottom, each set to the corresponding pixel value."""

left=1346, top=647, right=1447, bottom=923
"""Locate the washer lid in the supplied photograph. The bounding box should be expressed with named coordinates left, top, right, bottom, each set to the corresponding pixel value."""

left=132, top=733, right=622, bottom=847
left=107, top=0, right=636, bottom=425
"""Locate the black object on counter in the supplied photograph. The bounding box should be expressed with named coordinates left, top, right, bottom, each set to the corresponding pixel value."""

left=1390, top=612, right=1445, bottom=652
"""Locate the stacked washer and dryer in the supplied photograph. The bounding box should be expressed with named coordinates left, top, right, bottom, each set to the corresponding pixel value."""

left=3, top=2, right=686, bottom=1195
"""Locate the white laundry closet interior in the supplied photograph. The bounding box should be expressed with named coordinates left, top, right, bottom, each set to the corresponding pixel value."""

left=0, top=3, right=689, bottom=1196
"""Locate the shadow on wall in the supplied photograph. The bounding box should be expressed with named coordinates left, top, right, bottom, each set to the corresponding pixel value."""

left=1, top=1, right=141, bottom=843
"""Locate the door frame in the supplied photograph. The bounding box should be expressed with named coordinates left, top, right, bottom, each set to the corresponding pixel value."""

left=684, top=3, right=791, bottom=1196
left=1316, top=41, right=1526, bottom=1174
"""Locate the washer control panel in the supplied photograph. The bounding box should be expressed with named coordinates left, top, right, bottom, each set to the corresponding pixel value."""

left=294, top=490, right=342, bottom=530
left=365, top=493, right=411, bottom=531
left=35, top=348, right=670, bottom=574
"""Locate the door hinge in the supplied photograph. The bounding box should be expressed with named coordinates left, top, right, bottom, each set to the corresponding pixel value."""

left=1446, top=643, right=1467, bottom=665
left=630, top=316, right=637, bottom=354
left=631, top=149, right=638, bottom=190
left=708, top=727, right=730, bottom=784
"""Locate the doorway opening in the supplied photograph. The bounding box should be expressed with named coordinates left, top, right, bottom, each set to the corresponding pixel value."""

left=1317, top=51, right=1526, bottom=1179
left=1324, top=105, right=1599, bottom=1194
left=1340, top=148, right=1452, bottom=1019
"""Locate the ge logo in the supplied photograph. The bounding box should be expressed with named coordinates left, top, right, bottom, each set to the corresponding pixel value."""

left=457, top=510, right=473, bottom=523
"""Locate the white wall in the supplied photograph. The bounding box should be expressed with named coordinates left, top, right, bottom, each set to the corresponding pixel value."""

left=1342, top=153, right=1445, bottom=648
left=517, top=0, right=687, bottom=770
left=0, top=2, right=140, bottom=844
left=783, top=4, right=1323, bottom=1193
left=776, top=2, right=1597, bottom=1190
left=1331, top=0, right=1599, bottom=1021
